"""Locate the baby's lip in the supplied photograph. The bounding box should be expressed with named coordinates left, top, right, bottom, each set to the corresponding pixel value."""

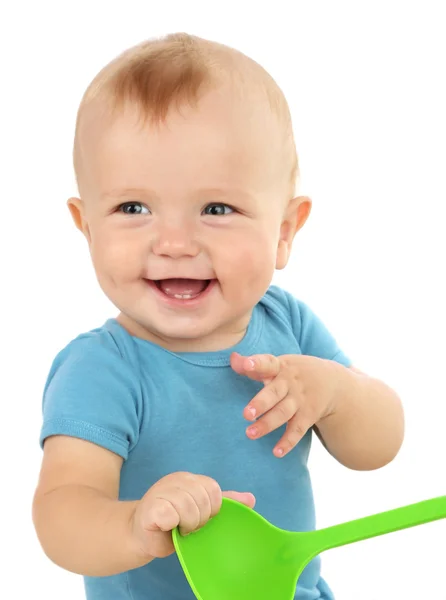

left=146, top=276, right=216, bottom=281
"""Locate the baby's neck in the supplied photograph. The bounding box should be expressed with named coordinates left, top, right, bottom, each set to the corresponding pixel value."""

left=116, top=312, right=251, bottom=353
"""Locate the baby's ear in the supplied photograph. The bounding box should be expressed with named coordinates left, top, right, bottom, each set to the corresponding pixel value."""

left=67, top=197, right=91, bottom=243
left=276, top=196, right=312, bottom=269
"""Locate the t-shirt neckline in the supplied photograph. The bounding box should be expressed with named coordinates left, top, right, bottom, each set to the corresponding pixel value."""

left=107, top=303, right=264, bottom=367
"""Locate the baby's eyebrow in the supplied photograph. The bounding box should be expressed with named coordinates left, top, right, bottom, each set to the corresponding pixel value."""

left=199, top=188, right=256, bottom=202
left=100, top=188, right=158, bottom=201
left=100, top=187, right=256, bottom=202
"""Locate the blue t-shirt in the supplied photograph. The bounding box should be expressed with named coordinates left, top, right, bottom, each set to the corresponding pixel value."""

left=40, top=286, right=351, bottom=600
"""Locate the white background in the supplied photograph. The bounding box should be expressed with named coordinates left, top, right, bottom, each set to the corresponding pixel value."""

left=1, top=1, right=445, bottom=598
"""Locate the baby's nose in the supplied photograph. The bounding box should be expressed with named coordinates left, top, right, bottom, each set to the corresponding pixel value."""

left=152, top=222, right=200, bottom=258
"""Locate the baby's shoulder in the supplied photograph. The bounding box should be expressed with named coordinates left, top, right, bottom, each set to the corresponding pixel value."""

left=260, top=285, right=303, bottom=324
left=259, top=286, right=321, bottom=344
left=262, top=285, right=291, bottom=308
left=49, top=319, right=139, bottom=378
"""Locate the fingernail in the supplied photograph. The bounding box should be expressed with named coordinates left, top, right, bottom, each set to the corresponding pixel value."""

left=246, top=359, right=255, bottom=370
left=247, top=426, right=258, bottom=437
left=275, top=447, right=284, bottom=457
left=247, top=406, right=256, bottom=418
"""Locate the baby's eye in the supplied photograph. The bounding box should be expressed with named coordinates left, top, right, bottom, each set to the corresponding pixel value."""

left=118, top=202, right=150, bottom=215
left=203, top=203, right=234, bottom=216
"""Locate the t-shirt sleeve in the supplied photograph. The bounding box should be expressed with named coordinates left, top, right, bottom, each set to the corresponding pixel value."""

left=287, top=294, right=352, bottom=367
left=39, top=333, right=142, bottom=460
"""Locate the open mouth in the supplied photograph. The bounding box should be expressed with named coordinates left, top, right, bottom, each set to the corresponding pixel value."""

left=152, top=278, right=213, bottom=300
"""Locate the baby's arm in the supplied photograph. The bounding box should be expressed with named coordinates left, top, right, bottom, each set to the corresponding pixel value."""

left=314, top=365, right=404, bottom=470
left=32, top=435, right=147, bottom=576
left=282, top=290, right=404, bottom=469
left=33, top=435, right=255, bottom=577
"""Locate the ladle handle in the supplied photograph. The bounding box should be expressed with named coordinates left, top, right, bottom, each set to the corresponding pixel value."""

left=309, top=495, right=446, bottom=554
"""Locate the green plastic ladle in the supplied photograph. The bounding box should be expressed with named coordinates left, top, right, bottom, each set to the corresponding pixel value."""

left=173, top=495, right=446, bottom=600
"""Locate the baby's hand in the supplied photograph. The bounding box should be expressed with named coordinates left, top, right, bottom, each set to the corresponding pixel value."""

left=130, top=472, right=255, bottom=559
left=231, top=351, right=341, bottom=457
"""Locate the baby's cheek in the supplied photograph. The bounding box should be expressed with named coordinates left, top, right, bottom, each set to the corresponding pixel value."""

left=90, top=234, right=140, bottom=281
left=246, top=234, right=276, bottom=268
left=223, top=236, right=276, bottom=284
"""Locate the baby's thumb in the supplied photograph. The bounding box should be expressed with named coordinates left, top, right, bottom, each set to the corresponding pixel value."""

left=222, top=491, right=256, bottom=509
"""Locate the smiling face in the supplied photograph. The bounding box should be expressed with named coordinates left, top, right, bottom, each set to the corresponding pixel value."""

left=69, top=87, right=311, bottom=351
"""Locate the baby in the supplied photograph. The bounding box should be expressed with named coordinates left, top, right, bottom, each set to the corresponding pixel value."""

left=32, top=33, right=404, bottom=600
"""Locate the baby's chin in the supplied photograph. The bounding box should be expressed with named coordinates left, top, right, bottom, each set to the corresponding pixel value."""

left=116, top=310, right=248, bottom=353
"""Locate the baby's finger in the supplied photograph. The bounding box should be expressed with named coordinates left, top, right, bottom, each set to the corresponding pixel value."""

left=201, top=477, right=223, bottom=520
left=147, top=498, right=182, bottom=532
left=246, top=353, right=281, bottom=378
left=244, top=377, right=289, bottom=421
left=168, top=491, right=202, bottom=535
left=246, top=394, right=297, bottom=440
left=273, top=412, right=314, bottom=457
left=230, top=352, right=280, bottom=382
left=222, top=491, right=256, bottom=509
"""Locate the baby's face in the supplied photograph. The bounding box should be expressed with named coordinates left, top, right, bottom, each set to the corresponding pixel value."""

left=71, top=89, right=307, bottom=351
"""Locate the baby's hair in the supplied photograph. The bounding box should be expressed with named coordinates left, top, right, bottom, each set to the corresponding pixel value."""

left=73, top=33, right=298, bottom=195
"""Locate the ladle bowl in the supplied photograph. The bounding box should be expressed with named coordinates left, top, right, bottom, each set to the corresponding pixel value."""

left=173, top=495, right=446, bottom=600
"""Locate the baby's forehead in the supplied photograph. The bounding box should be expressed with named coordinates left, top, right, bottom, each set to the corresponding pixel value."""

left=73, top=34, right=297, bottom=196
left=76, top=88, right=285, bottom=187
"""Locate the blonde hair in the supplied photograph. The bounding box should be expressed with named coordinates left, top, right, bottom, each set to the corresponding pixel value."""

left=73, top=33, right=299, bottom=195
